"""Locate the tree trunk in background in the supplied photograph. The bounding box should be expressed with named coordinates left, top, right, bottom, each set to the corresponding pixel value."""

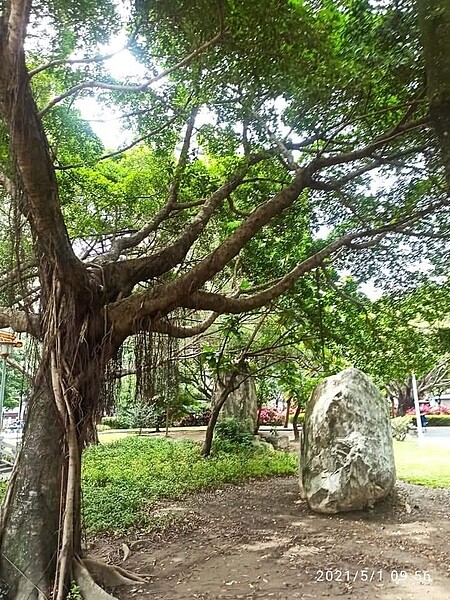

left=292, top=404, right=302, bottom=442
left=397, top=383, right=413, bottom=416
left=284, top=397, right=291, bottom=428
left=418, top=0, right=450, bottom=184
left=254, top=405, right=262, bottom=434
left=201, top=372, right=239, bottom=457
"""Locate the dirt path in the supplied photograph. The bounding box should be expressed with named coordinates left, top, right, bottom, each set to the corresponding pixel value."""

left=89, top=475, right=450, bottom=600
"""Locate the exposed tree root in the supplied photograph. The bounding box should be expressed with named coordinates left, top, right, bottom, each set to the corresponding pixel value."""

left=72, top=557, right=151, bottom=599
left=81, top=557, right=148, bottom=587
left=74, top=560, right=119, bottom=600
left=0, top=556, right=148, bottom=600
left=74, top=557, right=149, bottom=599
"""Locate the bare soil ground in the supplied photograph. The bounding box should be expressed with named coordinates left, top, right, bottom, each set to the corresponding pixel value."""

left=89, top=432, right=450, bottom=600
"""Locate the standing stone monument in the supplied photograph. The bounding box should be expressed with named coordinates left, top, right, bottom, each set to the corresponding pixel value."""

left=299, top=367, right=395, bottom=513
left=214, top=370, right=258, bottom=433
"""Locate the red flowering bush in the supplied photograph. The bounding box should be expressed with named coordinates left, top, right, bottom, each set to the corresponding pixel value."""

left=258, top=407, right=285, bottom=425
left=406, top=405, right=450, bottom=415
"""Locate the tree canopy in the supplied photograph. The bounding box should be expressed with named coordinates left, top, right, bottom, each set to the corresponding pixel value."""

left=1, top=0, right=450, bottom=598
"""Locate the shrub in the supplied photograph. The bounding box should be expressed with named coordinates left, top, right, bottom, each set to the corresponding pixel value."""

left=403, top=410, right=450, bottom=426
left=427, top=414, right=450, bottom=427
left=97, top=423, right=111, bottom=431
left=174, top=404, right=211, bottom=426
left=213, top=417, right=254, bottom=453
left=430, top=405, right=450, bottom=414
left=101, top=416, right=130, bottom=429
left=258, top=407, right=285, bottom=426
left=121, top=403, right=161, bottom=429
left=391, top=416, right=412, bottom=440
left=406, top=405, right=450, bottom=416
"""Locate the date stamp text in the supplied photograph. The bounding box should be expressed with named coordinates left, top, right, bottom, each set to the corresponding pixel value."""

left=314, top=569, right=431, bottom=584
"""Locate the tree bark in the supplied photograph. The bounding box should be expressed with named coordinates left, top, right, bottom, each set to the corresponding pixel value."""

left=284, top=397, right=291, bottom=428
left=417, top=0, right=450, bottom=185
left=292, top=404, right=302, bottom=442
left=0, top=283, right=110, bottom=598
left=0, top=377, right=65, bottom=599
left=201, top=373, right=238, bottom=457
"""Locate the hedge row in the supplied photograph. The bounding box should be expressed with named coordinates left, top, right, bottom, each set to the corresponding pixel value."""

left=101, top=411, right=307, bottom=430
left=392, top=414, right=450, bottom=427
left=426, top=414, right=450, bottom=427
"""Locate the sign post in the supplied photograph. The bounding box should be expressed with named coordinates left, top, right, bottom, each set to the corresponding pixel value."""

left=411, top=373, right=423, bottom=444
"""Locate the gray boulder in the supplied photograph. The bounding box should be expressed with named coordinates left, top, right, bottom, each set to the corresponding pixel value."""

left=258, top=431, right=290, bottom=450
left=299, top=367, right=395, bottom=513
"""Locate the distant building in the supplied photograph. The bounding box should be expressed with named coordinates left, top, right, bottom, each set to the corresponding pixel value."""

left=426, top=394, right=450, bottom=410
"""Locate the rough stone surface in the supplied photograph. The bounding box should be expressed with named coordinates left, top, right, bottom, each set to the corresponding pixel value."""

left=257, top=431, right=290, bottom=450
left=216, top=371, right=258, bottom=433
left=252, top=438, right=276, bottom=452
left=299, top=367, right=395, bottom=513
left=275, top=433, right=290, bottom=450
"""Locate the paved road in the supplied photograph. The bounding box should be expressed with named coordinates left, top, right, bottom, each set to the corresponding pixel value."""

left=4, top=425, right=450, bottom=448
left=406, top=425, right=450, bottom=447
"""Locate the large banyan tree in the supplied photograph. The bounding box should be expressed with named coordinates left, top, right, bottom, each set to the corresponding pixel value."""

left=0, top=0, right=450, bottom=597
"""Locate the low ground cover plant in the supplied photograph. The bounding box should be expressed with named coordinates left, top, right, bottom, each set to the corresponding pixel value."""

left=82, top=437, right=297, bottom=533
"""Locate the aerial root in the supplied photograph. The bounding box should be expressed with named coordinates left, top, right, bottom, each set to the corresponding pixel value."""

left=74, top=557, right=149, bottom=600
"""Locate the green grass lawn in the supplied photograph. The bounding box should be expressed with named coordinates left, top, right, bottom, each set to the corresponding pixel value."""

left=393, top=440, right=450, bottom=487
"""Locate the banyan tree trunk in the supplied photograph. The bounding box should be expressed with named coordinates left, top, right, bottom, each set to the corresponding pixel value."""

left=0, top=313, right=108, bottom=599
left=0, top=374, right=71, bottom=599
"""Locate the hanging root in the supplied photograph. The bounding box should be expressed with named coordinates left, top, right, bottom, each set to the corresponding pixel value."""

left=73, top=557, right=149, bottom=600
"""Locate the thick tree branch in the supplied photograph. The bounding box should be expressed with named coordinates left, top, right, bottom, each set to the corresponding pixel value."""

left=149, top=311, right=219, bottom=338
left=147, top=167, right=309, bottom=306
left=108, top=118, right=437, bottom=333
left=101, top=152, right=270, bottom=297
left=0, top=171, right=17, bottom=197
left=0, top=1, right=89, bottom=286
left=177, top=210, right=441, bottom=316
left=0, top=306, right=39, bottom=336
